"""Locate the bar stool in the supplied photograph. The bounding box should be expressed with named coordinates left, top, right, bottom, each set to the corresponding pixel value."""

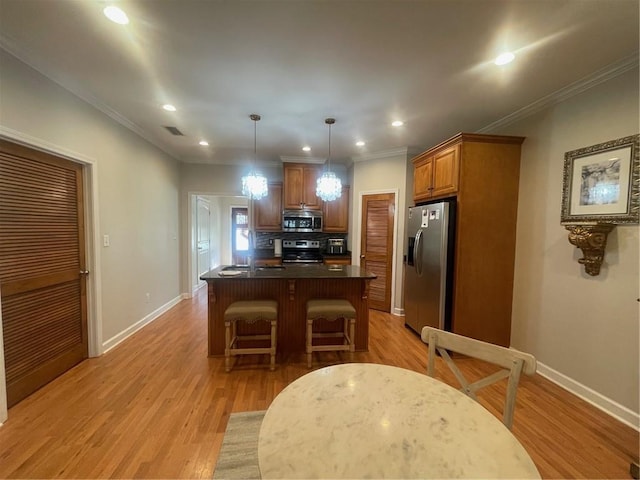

left=224, top=300, right=278, bottom=372
left=306, top=299, right=356, bottom=368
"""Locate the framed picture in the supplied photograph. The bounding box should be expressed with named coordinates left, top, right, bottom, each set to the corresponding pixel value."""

left=561, top=134, right=639, bottom=224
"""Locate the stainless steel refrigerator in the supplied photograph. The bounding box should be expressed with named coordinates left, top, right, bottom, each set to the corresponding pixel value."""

left=404, top=199, right=456, bottom=335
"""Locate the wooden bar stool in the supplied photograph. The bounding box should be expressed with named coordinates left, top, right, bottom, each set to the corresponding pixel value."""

left=224, top=300, right=278, bottom=372
left=306, top=299, right=356, bottom=368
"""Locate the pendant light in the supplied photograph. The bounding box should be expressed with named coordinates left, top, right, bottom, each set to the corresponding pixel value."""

left=241, top=114, right=269, bottom=200
left=316, top=117, right=342, bottom=201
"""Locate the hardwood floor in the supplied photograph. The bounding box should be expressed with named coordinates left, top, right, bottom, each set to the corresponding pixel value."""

left=0, top=288, right=637, bottom=479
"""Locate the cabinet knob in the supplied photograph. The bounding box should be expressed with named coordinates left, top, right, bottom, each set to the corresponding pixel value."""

left=360, top=255, right=365, bottom=259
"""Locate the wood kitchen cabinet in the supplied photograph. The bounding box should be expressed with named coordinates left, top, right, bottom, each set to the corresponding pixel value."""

left=323, top=256, right=351, bottom=266
left=283, top=163, right=323, bottom=210
left=413, top=144, right=459, bottom=203
left=253, top=182, right=282, bottom=231
left=323, top=185, right=349, bottom=233
left=254, top=258, right=282, bottom=266
left=411, top=133, right=525, bottom=347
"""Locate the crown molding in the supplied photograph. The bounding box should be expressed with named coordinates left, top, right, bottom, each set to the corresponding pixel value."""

left=279, top=155, right=326, bottom=164
left=351, top=146, right=410, bottom=163
left=0, top=36, right=179, bottom=162
left=478, top=52, right=640, bottom=134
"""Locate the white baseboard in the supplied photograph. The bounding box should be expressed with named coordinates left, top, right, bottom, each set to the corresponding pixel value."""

left=393, top=307, right=405, bottom=316
left=102, top=295, right=183, bottom=353
left=191, top=281, right=206, bottom=297
left=537, top=361, right=639, bottom=431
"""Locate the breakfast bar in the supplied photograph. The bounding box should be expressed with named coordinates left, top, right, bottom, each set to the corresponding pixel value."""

left=200, top=264, right=376, bottom=356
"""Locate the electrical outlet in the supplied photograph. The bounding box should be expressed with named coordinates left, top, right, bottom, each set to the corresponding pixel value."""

left=145, top=293, right=150, bottom=303
left=103, top=234, right=110, bottom=247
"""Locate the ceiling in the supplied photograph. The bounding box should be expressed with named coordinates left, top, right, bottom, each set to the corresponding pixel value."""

left=0, top=0, right=638, bottom=167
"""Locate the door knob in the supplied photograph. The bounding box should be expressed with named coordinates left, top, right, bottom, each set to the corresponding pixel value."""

left=79, top=270, right=89, bottom=275
left=360, top=255, right=365, bottom=259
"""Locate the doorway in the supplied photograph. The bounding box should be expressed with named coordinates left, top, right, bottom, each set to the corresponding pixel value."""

left=231, top=207, right=249, bottom=265
left=196, top=196, right=211, bottom=288
left=360, top=193, right=396, bottom=312
left=0, top=139, right=89, bottom=407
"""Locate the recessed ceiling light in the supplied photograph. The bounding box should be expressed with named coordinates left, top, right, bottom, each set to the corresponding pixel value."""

left=199, top=140, right=209, bottom=146
left=103, top=6, right=129, bottom=25
left=356, top=141, right=365, bottom=147
left=392, top=120, right=404, bottom=127
left=162, top=104, right=176, bottom=112
left=494, top=52, right=515, bottom=66
left=302, top=146, right=311, bottom=152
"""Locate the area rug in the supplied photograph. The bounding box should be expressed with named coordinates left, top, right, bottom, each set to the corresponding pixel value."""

left=213, top=410, right=265, bottom=479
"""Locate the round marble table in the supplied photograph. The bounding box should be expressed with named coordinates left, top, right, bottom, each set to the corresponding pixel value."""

left=258, top=363, right=540, bottom=479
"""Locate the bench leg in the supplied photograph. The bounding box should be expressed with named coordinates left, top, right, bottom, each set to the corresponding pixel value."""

left=270, top=319, right=277, bottom=371
left=225, top=321, right=232, bottom=373
left=306, top=318, right=313, bottom=368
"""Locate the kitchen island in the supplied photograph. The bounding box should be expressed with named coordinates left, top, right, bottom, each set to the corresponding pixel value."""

left=200, top=265, right=376, bottom=356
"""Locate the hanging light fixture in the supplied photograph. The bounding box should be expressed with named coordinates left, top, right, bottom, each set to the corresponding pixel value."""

left=241, top=113, right=269, bottom=200
left=316, top=117, right=342, bottom=201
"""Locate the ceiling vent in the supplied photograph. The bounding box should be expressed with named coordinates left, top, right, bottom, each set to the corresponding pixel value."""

left=163, top=126, right=184, bottom=136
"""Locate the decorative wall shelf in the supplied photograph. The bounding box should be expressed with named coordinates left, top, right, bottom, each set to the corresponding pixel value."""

left=564, top=223, right=615, bottom=276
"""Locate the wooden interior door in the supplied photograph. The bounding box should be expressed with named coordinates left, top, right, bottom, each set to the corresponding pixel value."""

left=360, top=193, right=395, bottom=312
left=0, top=139, right=88, bottom=407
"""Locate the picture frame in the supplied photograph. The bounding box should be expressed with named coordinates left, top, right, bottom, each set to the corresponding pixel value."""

left=561, top=134, right=639, bottom=224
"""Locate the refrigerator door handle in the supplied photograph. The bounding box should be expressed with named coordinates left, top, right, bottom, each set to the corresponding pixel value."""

left=414, top=230, right=423, bottom=276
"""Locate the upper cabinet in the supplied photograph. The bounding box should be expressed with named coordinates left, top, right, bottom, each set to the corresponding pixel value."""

left=411, top=132, right=525, bottom=347
left=253, top=182, right=282, bottom=231
left=283, top=163, right=323, bottom=210
left=323, top=185, right=349, bottom=233
left=413, top=144, right=460, bottom=203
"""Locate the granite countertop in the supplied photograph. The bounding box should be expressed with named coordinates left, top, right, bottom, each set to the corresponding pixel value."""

left=253, top=248, right=351, bottom=259
left=200, top=264, right=375, bottom=280
left=322, top=251, right=351, bottom=257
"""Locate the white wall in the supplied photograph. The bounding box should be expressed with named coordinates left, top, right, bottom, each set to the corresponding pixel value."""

left=493, top=69, right=639, bottom=418
left=0, top=51, right=181, bottom=346
left=352, top=152, right=409, bottom=315
left=179, top=163, right=265, bottom=293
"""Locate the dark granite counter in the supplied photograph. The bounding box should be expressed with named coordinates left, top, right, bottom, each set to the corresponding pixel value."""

left=200, top=264, right=376, bottom=356
left=200, top=264, right=374, bottom=280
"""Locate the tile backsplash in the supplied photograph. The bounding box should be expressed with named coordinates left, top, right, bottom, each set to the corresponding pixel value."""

left=255, top=232, right=347, bottom=251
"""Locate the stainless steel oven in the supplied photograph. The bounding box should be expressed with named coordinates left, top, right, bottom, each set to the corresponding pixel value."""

left=281, top=240, right=323, bottom=264
left=282, top=210, right=323, bottom=233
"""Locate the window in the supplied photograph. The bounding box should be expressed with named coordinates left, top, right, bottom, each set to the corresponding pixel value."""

left=231, top=207, right=249, bottom=264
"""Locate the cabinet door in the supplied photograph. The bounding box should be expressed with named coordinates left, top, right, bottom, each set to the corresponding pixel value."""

left=284, top=163, right=323, bottom=210
left=413, top=153, right=434, bottom=203
left=323, top=185, right=349, bottom=232
left=324, top=257, right=351, bottom=265
left=431, top=145, right=459, bottom=198
left=254, top=183, right=282, bottom=231
left=302, top=165, right=322, bottom=210
left=255, top=258, right=282, bottom=266
left=283, top=164, right=304, bottom=209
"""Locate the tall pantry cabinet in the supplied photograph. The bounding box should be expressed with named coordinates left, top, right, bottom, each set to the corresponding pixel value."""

left=411, top=133, right=525, bottom=347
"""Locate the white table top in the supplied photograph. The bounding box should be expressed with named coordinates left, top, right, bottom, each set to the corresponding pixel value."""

left=258, top=363, right=540, bottom=479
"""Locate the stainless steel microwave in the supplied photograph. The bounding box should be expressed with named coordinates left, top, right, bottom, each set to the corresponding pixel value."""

left=282, top=210, right=323, bottom=232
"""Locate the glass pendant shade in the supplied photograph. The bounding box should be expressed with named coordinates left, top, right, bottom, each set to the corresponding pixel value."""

left=316, top=171, right=342, bottom=201
left=241, top=113, right=268, bottom=199
left=316, top=117, right=342, bottom=202
left=242, top=171, right=268, bottom=199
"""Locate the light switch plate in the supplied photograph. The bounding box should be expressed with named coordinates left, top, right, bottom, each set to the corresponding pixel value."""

left=103, top=234, right=110, bottom=247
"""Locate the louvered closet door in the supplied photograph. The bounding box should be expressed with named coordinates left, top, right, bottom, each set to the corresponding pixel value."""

left=0, top=139, right=87, bottom=407
left=360, top=193, right=395, bottom=312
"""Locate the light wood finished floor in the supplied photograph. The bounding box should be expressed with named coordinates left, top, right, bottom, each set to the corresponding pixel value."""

left=0, top=288, right=637, bottom=479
